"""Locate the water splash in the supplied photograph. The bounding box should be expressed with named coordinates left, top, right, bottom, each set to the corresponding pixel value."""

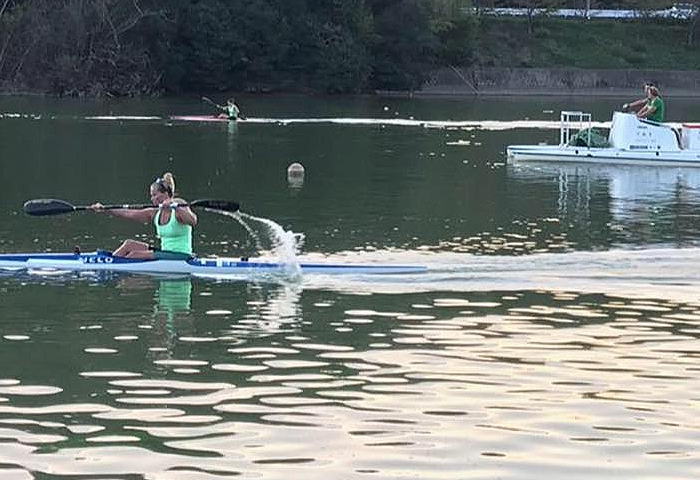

left=239, top=212, right=305, bottom=261
left=208, top=210, right=304, bottom=274
left=210, top=210, right=264, bottom=253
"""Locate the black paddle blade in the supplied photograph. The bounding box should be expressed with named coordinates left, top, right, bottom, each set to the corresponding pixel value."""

left=23, top=199, right=76, bottom=216
left=190, top=199, right=240, bottom=212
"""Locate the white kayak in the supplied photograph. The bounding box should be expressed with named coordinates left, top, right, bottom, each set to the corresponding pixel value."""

left=0, top=251, right=426, bottom=275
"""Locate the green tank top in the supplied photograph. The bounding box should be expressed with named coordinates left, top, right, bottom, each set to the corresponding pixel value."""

left=647, top=97, right=665, bottom=123
left=154, top=209, right=193, bottom=254
left=226, top=104, right=239, bottom=120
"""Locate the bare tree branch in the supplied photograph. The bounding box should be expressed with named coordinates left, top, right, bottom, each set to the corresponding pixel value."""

left=0, top=28, right=14, bottom=76
left=132, top=0, right=143, bottom=16
left=97, top=0, right=121, bottom=48
left=0, top=0, right=11, bottom=22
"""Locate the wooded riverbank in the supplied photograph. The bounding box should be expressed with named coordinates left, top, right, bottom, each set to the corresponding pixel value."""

left=0, top=1, right=697, bottom=98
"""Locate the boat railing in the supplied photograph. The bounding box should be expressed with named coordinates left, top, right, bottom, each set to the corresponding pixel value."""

left=559, top=111, right=592, bottom=148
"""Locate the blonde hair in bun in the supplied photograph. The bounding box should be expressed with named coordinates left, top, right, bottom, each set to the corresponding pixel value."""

left=162, top=172, right=176, bottom=196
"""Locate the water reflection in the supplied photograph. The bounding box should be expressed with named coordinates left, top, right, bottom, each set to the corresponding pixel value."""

left=225, top=118, right=239, bottom=154
left=3, top=95, right=700, bottom=479
left=114, top=274, right=304, bottom=342
left=1, top=286, right=699, bottom=478
left=153, top=277, right=192, bottom=320
left=510, top=162, right=700, bottom=246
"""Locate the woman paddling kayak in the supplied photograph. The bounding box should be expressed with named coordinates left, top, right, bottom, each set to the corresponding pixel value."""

left=90, top=172, right=198, bottom=259
left=202, top=96, right=245, bottom=120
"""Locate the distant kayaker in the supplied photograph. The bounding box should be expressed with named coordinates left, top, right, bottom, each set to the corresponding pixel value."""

left=636, top=86, right=665, bottom=123
left=90, top=172, right=198, bottom=259
left=219, top=98, right=241, bottom=120
left=201, top=96, right=245, bottom=120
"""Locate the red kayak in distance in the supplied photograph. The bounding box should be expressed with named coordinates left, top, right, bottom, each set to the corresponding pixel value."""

left=169, top=115, right=243, bottom=123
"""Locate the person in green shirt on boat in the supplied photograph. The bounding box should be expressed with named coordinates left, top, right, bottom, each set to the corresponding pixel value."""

left=89, top=172, right=198, bottom=260
left=636, top=86, right=665, bottom=123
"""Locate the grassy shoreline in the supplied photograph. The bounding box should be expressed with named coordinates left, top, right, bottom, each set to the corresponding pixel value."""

left=473, top=17, right=699, bottom=70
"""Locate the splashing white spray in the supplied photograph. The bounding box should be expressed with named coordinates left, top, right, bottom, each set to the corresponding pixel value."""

left=208, top=209, right=304, bottom=273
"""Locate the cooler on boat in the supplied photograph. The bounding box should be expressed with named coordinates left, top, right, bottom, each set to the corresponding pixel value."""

left=681, top=124, right=700, bottom=150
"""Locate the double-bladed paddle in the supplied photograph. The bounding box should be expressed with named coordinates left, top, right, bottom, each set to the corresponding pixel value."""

left=201, top=96, right=221, bottom=109
left=23, top=199, right=240, bottom=217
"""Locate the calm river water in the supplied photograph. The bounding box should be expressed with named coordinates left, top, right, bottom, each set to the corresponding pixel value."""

left=0, top=95, right=699, bottom=479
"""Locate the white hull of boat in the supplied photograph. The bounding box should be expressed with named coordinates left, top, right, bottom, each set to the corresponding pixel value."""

left=507, top=144, right=700, bottom=167
left=507, top=111, right=700, bottom=167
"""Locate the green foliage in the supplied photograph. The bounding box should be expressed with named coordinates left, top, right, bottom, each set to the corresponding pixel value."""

left=474, top=17, right=700, bottom=70
left=370, top=0, right=439, bottom=90
left=165, top=0, right=373, bottom=94
left=429, top=0, right=478, bottom=65
left=0, top=0, right=173, bottom=95
left=436, top=15, right=479, bottom=65
left=0, top=0, right=697, bottom=96
left=168, top=0, right=276, bottom=91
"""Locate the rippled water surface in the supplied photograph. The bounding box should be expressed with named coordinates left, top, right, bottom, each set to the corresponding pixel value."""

left=1, top=95, right=700, bottom=479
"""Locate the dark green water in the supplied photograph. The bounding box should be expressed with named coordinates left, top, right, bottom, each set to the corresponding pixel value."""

left=0, top=95, right=699, bottom=479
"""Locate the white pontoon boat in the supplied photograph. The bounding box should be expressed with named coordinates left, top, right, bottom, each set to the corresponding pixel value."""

left=507, top=111, right=700, bottom=166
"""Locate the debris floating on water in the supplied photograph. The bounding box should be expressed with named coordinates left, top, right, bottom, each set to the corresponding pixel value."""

left=287, top=162, right=305, bottom=189
left=287, top=162, right=305, bottom=177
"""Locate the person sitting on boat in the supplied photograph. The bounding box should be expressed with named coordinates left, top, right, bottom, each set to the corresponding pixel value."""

left=622, top=82, right=654, bottom=113
left=90, top=172, right=198, bottom=260
left=636, top=86, right=665, bottom=123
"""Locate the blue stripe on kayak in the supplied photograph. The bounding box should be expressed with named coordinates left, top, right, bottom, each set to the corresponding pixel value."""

left=189, top=258, right=425, bottom=271
left=0, top=252, right=426, bottom=273
left=0, top=253, right=79, bottom=262
left=0, top=252, right=154, bottom=265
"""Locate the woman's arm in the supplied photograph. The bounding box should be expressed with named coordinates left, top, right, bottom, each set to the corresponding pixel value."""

left=90, top=203, right=155, bottom=223
left=637, top=105, right=651, bottom=118
left=171, top=198, right=198, bottom=226
left=623, top=98, right=647, bottom=111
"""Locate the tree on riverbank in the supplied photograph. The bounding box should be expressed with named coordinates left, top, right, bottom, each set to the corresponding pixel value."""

left=0, top=0, right=472, bottom=95
left=684, top=1, right=699, bottom=45
left=0, top=0, right=696, bottom=96
left=0, top=0, right=174, bottom=95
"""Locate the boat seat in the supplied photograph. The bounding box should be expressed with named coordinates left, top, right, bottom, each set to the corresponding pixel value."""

left=672, top=128, right=682, bottom=148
